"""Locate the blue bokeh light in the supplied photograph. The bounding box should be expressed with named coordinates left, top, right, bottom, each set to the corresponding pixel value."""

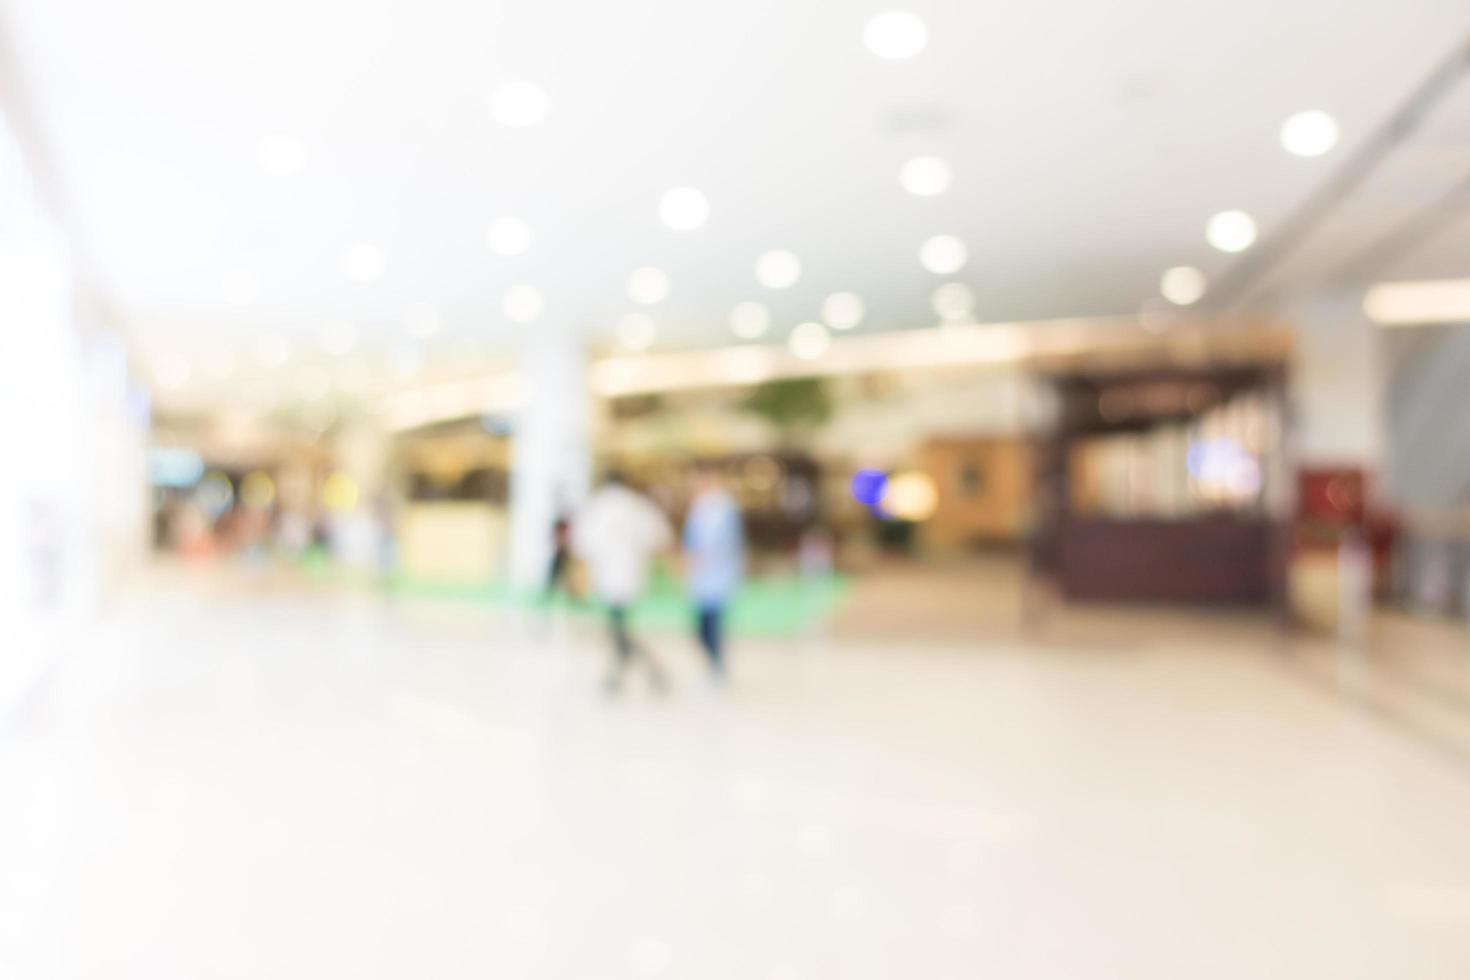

left=850, top=468, right=888, bottom=507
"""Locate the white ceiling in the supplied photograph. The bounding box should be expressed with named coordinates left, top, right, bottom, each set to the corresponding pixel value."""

left=5, top=0, right=1470, bottom=394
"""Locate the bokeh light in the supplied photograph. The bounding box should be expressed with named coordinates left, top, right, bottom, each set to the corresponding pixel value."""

left=658, top=187, right=710, bottom=231
left=821, top=292, right=865, bottom=330
left=627, top=267, right=671, bottom=305
left=756, top=250, right=802, bottom=289
left=850, top=468, right=888, bottom=507
left=864, top=11, right=928, bottom=60
left=919, top=235, right=968, bottom=275
left=196, top=471, right=235, bottom=518
left=1160, top=266, right=1207, bottom=306
left=730, top=301, right=772, bottom=339
left=240, top=471, right=276, bottom=509
left=1280, top=110, right=1339, bottom=157
left=1206, top=210, right=1256, bottom=253
left=899, top=156, right=952, bottom=196
left=502, top=284, right=544, bottom=323
left=788, top=321, right=830, bottom=360
left=880, top=470, right=938, bottom=521
left=321, top=472, right=359, bottom=511
left=931, top=282, right=975, bottom=322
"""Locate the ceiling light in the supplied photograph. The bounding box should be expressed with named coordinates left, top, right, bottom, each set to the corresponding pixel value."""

left=864, top=11, right=928, bottom=60
left=319, top=318, right=356, bottom=356
left=1280, top=110, right=1339, bottom=158
left=405, top=303, right=443, bottom=339
left=659, top=187, right=710, bottom=231
left=822, top=292, right=865, bottom=330
left=257, top=134, right=307, bottom=176
left=1364, top=278, right=1470, bottom=326
left=153, top=352, right=191, bottom=391
left=755, top=250, right=801, bottom=289
left=486, top=217, right=533, bottom=257
left=627, top=267, right=671, bottom=305
left=931, top=282, right=975, bottom=321
left=256, top=332, right=292, bottom=369
left=490, top=81, right=550, bottom=127
left=341, top=243, right=386, bottom=282
left=502, top=285, right=544, bottom=323
left=1206, top=211, right=1256, bottom=253
left=789, top=321, right=831, bottom=360
left=618, top=313, right=658, bottom=351
left=222, top=269, right=260, bottom=307
left=919, top=235, right=968, bottom=274
left=1160, top=266, right=1207, bottom=306
left=730, top=301, right=771, bottom=339
left=899, top=156, right=952, bottom=196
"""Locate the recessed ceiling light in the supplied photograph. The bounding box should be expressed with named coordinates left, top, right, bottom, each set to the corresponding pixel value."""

left=502, top=284, right=544, bottom=323
left=730, top=301, right=771, bottom=339
left=755, top=250, right=801, bottom=289
left=490, top=81, right=550, bottom=127
left=1206, top=210, right=1256, bottom=253
left=931, top=282, right=975, bottom=321
left=627, top=267, right=671, bottom=305
left=919, top=235, right=968, bottom=274
left=1160, top=266, right=1207, bottom=306
left=864, top=11, right=928, bottom=60
left=822, top=292, right=865, bottom=330
left=659, top=187, right=710, bottom=231
left=486, top=217, right=533, bottom=257
left=899, top=156, right=952, bottom=196
left=1280, top=110, right=1339, bottom=157
left=222, top=269, right=260, bottom=307
left=258, top=134, right=308, bottom=176
left=618, top=313, right=658, bottom=351
left=789, top=321, right=831, bottom=360
left=153, top=352, right=191, bottom=391
left=341, top=243, right=386, bottom=282
left=405, top=303, right=443, bottom=339
left=319, top=318, right=357, bottom=356
left=256, top=332, right=293, bottom=369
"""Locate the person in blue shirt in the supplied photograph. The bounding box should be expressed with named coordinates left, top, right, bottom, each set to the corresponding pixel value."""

left=682, top=461, right=745, bottom=679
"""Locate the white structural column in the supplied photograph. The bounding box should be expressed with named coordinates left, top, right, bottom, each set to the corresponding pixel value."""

left=1286, top=288, right=1381, bottom=638
left=508, top=326, right=591, bottom=591
left=1289, top=288, right=1382, bottom=470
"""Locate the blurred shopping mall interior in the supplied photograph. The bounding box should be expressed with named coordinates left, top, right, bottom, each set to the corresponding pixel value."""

left=5, top=1, right=1470, bottom=977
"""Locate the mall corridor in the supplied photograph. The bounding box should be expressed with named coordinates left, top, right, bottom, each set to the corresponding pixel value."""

left=6, top=1, right=1470, bottom=975
left=4, top=578, right=1470, bottom=979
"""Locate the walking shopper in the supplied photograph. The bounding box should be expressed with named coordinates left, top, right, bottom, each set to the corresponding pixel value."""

left=573, top=471, right=673, bottom=693
left=544, top=513, right=575, bottom=601
left=682, top=462, right=745, bottom=680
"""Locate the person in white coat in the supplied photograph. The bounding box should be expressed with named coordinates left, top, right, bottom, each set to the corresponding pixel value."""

left=573, top=471, right=673, bottom=691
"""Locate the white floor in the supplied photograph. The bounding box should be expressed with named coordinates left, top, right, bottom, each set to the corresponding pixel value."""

left=5, top=586, right=1470, bottom=979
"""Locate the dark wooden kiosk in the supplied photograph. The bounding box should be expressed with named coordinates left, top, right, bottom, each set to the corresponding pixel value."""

left=1033, top=364, right=1290, bottom=607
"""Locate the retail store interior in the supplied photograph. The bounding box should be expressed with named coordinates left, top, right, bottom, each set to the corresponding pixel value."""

left=5, top=2, right=1470, bottom=977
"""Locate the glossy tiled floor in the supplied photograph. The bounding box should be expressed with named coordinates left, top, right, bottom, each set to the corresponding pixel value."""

left=5, top=578, right=1470, bottom=979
